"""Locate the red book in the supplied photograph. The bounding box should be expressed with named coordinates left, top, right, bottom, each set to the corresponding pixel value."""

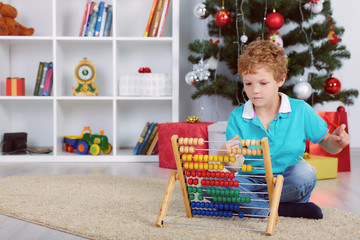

left=6, top=78, right=25, bottom=96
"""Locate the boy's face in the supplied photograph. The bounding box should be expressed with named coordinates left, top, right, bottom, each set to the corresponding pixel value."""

left=242, top=66, right=285, bottom=109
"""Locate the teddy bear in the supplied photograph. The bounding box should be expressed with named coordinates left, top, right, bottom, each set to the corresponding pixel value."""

left=0, top=2, right=34, bottom=36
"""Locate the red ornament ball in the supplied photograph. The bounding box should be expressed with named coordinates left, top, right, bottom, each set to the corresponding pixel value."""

left=265, top=12, right=284, bottom=30
left=214, top=9, right=232, bottom=27
left=329, top=35, right=339, bottom=45
left=324, top=77, right=341, bottom=95
left=337, top=106, right=345, bottom=112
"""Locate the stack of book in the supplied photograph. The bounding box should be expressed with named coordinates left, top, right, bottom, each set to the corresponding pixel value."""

left=144, top=0, right=171, bottom=37
left=79, top=1, right=113, bottom=37
left=33, top=62, right=53, bottom=96
left=133, top=122, right=159, bottom=155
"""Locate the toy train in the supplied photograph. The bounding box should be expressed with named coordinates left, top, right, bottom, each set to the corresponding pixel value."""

left=63, top=126, right=112, bottom=155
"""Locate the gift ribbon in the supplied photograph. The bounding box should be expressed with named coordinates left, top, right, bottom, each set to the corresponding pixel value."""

left=138, top=67, right=151, bottom=73
left=321, top=113, right=341, bottom=133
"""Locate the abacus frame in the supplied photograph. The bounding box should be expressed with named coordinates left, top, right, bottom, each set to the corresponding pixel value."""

left=155, top=135, right=284, bottom=236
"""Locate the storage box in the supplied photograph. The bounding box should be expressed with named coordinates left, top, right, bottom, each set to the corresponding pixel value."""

left=118, top=73, right=171, bottom=96
left=158, top=121, right=214, bottom=169
left=305, top=155, right=338, bottom=180
left=6, top=78, right=25, bottom=96
left=207, top=121, right=227, bottom=156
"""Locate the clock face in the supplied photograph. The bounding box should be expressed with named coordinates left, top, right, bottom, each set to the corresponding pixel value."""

left=77, top=65, right=94, bottom=81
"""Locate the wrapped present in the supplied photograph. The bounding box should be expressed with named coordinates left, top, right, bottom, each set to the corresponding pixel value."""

left=305, top=155, right=338, bottom=180
left=158, top=121, right=214, bottom=169
left=6, top=78, right=25, bottom=96
left=307, top=111, right=350, bottom=172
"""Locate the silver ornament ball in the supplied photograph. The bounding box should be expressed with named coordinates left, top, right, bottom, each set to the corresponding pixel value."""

left=193, top=2, right=209, bottom=19
left=293, top=81, right=313, bottom=100
left=185, top=71, right=198, bottom=85
left=240, top=34, right=248, bottom=43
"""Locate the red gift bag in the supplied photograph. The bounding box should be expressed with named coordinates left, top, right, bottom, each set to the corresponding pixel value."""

left=158, top=122, right=214, bottom=169
left=307, top=111, right=350, bottom=172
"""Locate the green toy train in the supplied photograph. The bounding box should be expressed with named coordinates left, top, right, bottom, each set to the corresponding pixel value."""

left=63, top=126, right=112, bottom=155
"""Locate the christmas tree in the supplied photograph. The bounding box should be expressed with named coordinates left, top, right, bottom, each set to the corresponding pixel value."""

left=187, top=0, right=358, bottom=106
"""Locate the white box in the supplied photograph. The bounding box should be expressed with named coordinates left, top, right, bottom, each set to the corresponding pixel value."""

left=207, top=121, right=228, bottom=155
left=118, top=73, right=172, bottom=96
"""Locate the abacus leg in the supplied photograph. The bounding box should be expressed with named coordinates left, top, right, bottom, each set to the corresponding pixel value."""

left=155, top=171, right=177, bottom=227
left=266, top=175, right=284, bottom=236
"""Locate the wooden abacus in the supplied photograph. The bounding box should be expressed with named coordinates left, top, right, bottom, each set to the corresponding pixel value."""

left=155, top=135, right=284, bottom=236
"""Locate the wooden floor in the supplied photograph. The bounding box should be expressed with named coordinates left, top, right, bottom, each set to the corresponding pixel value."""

left=0, top=148, right=359, bottom=240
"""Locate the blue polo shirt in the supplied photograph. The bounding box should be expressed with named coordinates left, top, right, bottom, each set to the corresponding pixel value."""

left=226, top=93, right=329, bottom=174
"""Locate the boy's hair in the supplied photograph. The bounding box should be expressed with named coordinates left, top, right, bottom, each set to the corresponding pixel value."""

left=238, top=39, right=288, bottom=83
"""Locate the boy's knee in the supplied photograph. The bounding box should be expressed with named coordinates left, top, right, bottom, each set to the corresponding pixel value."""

left=285, top=161, right=317, bottom=183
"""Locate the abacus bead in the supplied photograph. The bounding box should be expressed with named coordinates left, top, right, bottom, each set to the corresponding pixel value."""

left=187, top=186, right=192, bottom=193
left=224, top=172, right=230, bottom=179
left=184, top=162, right=189, bottom=169
left=198, top=155, right=204, bottom=161
left=193, top=154, right=199, bottom=161
left=246, top=196, right=251, bottom=203
left=189, top=162, right=194, bottom=170
left=230, top=156, right=236, bottom=163
left=219, top=164, right=224, bottom=170
left=187, top=154, right=192, bottom=161
left=232, top=148, right=237, bottom=155
left=228, top=181, right=233, bottom=187
left=240, top=139, right=245, bottom=147
left=184, top=138, right=189, bottom=145
left=242, top=164, right=247, bottom=172
left=229, top=172, right=235, bottom=179
left=184, top=146, right=189, bottom=153
left=188, top=178, right=193, bottom=185
left=182, top=154, right=187, bottom=161
left=239, top=212, right=244, bottom=218
left=178, top=138, right=184, bottom=145
left=193, top=178, right=199, bottom=185
left=206, top=172, right=211, bottom=178
left=189, top=194, right=195, bottom=200
left=246, top=148, right=252, bottom=155
left=214, top=164, right=219, bottom=170
left=192, top=209, right=197, bottom=215
left=191, top=171, right=196, bottom=177
left=237, top=148, right=242, bottom=155
left=213, top=155, right=218, bottom=162
left=256, top=140, right=261, bottom=146
left=191, top=202, right=196, bottom=208
left=218, top=155, right=223, bottom=162
left=234, top=181, right=239, bottom=187
left=198, top=194, right=203, bottom=201
left=188, top=138, right=193, bottom=145
left=251, top=139, right=256, bottom=146
left=245, top=139, right=251, bottom=147
left=247, top=165, right=253, bottom=172
left=224, top=155, right=229, bottom=162
left=216, top=172, right=220, bottom=178
left=193, top=138, right=198, bottom=145
left=211, top=172, right=216, bottom=178
left=220, top=172, right=225, bottom=178
left=209, top=164, right=214, bottom=170
left=252, top=149, right=257, bottom=155
left=179, top=146, right=184, bottom=153
left=189, top=146, right=195, bottom=153
left=201, top=179, right=206, bottom=185
left=196, top=209, right=201, bottom=215
left=227, top=148, right=232, bottom=155
left=257, top=149, right=262, bottom=155
left=199, top=163, right=204, bottom=170
left=209, top=155, right=214, bottom=162
left=205, top=202, right=210, bottom=208
left=203, top=155, right=209, bottom=162
left=197, top=187, right=203, bottom=193
left=194, top=163, right=199, bottom=170
left=198, top=138, right=204, bottom=145
left=242, top=148, right=247, bottom=155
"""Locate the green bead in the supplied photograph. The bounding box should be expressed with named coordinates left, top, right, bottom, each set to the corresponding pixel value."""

left=229, top=189, right=234, bottom=196
left=198, top=194, right=203, bottom=201
left=227, top=197, right=231, bottom=203
left=222, top=197, right=227, bottom=202
left=220, top=190, right=225, bottom=196
left=246, top=196, right=251, bottom=203
left=236, top=197, right=241, bottom=203
left=241, top=196, right=246, bottom=203
left=213, top=196, right=218, bottom=202
left=189, top=194, right=195, bottom=200
left=231, top=197, right=236, bottom=203
left=216, top=189, right=220, bottom=195
left=188, top=186, right=192, bottom=193
left=198, top=187, right=203, bottom=193
left=212, top=189, right=216, bottom=195
left=234, top=189, right=240, bottom=196
left=207, top=188, right=211, bottom=194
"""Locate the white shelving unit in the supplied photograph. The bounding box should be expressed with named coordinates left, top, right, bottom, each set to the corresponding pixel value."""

left=0, top=0, right=179, bottom=162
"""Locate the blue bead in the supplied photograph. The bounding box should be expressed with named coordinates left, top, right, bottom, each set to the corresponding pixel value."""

left=228, top=211, right=233, bottom=218
left=224, top=203, right=229, bottom=210
left=196, top=202, right=201, bottom=208
left=200, top=202, right=205, bottom=208
left=214, top=203, right=219, bottom=209
left=223, top=211, right=228, bottom=217
left=209, top=203, right=214, bottom=209
left=201, top=210, right=206, bottom=216
left=205, top=202, right=210, bottom=208
left=219, top=203, right=224, bottom=210
left=206, top=210, right=210, bottom=216
left=219, top=211, right=224, bottom=217
left=214, top=211, right=219, bottom=217
left=197, top=209, right=201, bottom=215
left=229, top=204, right=234, bottom=210
left=192, top=209, right=197, bottom=215
left=210, top=210, right=215, bottom=216
left=191, top=202, right=196, bottom=208
left=238, top=211, right=244, bottom=218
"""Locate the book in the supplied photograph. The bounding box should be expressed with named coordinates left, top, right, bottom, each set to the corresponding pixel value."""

left=103, top=4, right=113, bottom=37
left=94, top=1, right=105, bottom=37
left=6, top=78, right=25, bottom=96
left=156, top=0, right=170, bottom=37
left=99, top=4, right=108, bottom=37
left=140, top=123, right=158, bottom=155
left=79, top=0, right=91, bottom=36
left=143, top=0, right=158, bottom=37
left=38, top=62, right=49, bottom=96
left=133, top=122, right=150, bottom=155
left=146, top=130, right=158, bottom=155
left=42, top=62, right=53, bottom=96
left=87, top=2, right=99, bottom=37
left=137, top=122, right=156, bottom=155
left=33, top=62, right=44, bottom=96
left=152, top=140, right=159, bottom=155
left=84, top=1, right=95, bottom=37
left=148, top=0, right=165, bottom=37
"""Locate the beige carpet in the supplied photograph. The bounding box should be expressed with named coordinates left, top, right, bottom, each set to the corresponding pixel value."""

left=0, top=174, right=359, bottom=240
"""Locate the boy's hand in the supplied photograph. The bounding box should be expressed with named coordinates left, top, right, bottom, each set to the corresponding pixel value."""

left=330, top=124, right=349, bottom=149
left=218, top=135, right=241, bottom=157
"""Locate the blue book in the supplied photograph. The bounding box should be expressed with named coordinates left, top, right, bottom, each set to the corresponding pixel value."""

left=38, top=62, right=49, bottom=96
left=137, top=122, right=155, bottom=155
left=133, top=122, right=150, bottom=155
left=84, top=2, right=94, bottom=37
left=103, top=4, right=113, bottom=37
left=94, top=1, right=105, bottom=37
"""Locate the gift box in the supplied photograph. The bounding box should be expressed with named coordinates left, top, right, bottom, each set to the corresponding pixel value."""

left=158, top=121, right=214, bottom=169
left=118, top=73, right=172, bottom=97
left=305, top=155, right=338, bottom=180
left=307, top=111, right=350, bottom=172
left=6, top=78, right=25, bottom=96
left=207, top=121, right=227, bottom=156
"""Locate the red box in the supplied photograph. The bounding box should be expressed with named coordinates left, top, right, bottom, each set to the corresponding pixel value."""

left=307, top=111, right=350, bottom=172
left=158, top=121, right=214, bottom=169
left=6, top=78, right=25, bottom=96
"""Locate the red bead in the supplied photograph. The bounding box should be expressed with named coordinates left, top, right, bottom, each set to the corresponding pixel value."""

left=207, top=172, right=211, bottom=178
left=206, top=179, right=210, bottom=186
left=198, top=171, right=203, bottom=178
left=188, top=178, right=193, bottom=185
left=211, top=172, right=216, bottom=178
left=220, top=172, right=225, bottom=178
left=229, top=181, right=234, bottom=187
left=194, top=178, right=199, bottom=185
left=201, top=179, right=206, bottom=185
left=229, top=172, right=235, bottom=179
left=234, top=181, right=239, bottom=187
left=186, top=171, right=191, bottom=177
left=191, top=171, right=196, bottom=177
left=216, top=172, right=221, bottom=178
left=210, top=180, right=215, bottom=186
left=224, top=181, right=229, bottom=187
left=215, top=180, right=220, bottom=186
left=225, top=172, right=230, bottom=179
left=219, top=180, right=224, bottom=187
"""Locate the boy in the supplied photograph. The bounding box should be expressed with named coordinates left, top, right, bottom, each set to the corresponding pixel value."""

left=219, top=39, right=349, bottom=219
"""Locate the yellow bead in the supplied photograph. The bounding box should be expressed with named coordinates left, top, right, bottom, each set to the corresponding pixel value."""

left=179, top=146, right=184, bottom=153
left=193, top=138, right=198, bottom=145
left=219, top=155, right=224, bottom=162
left=193, top=154, right=199, bottom=161
left=178, top=138, right=184, bottom=145
left=188, top=138, right=193, bottom=145
left=227, top=148, right=232, bottom=155
left=247, top=165, right=253, bottom=172
left=242, top=148, right=247, bottom=155
left=214, top=155, right=219, bottom=162
left=257, top=149, right=262, bottom=155
left=209, top=155, right=214, bottom=162
left=198, top=155, right=204, bottom=162
left=198, top=138, right=204, bottom=145
left=189, top=146, right=195, bottom=153
left=242, top=164, right=247, bottom=172
left=245, top=139, right=251, bottom=147
left=247, top=148, right=252, bottom=155
left=256, top=140, right=261, bottom=146
left=240, top=139, right=245, bottom=147
left=187, top=154, right=192, bottom=161
left=251, top=139, right=256, bottom=146
left=219, top=164, right=224, bottom=170
left=204, top=163, right=209, bottom=170
left=214, top=164, right=219, bottom=170
left=184, top=162, right=189, bottom=169
left=194, top=163, right=199, bottom=170
left=203, top=155, right=209, bottom=162
left=182, top=154, right=187, bottom=161
left=184, top=146, right=189, bottom=153
left=209, top=164, right=214, bottom=170
left=199, top=163, right=204, bottom=170
left=224, top=155, right=229, bottom=163
left=184, top=137, right=189, bottom=145
left=252, top=149, right=257, bottom=155
left=230, top=156, right=236, bottom=163
left=189, top=162, right=194, bottom=170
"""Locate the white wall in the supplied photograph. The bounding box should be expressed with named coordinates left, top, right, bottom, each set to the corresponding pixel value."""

left=179, top=0, right=360, bottom=148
